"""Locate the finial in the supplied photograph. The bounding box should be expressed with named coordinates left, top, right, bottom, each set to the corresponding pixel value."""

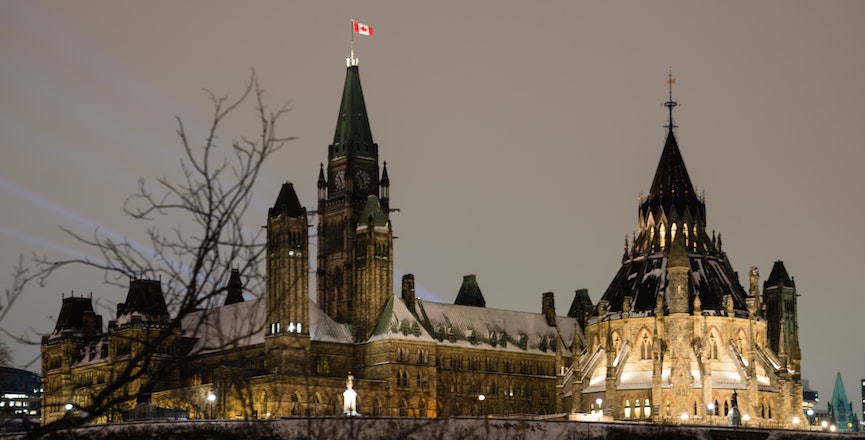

left=664, top=66, right=678, bottom=131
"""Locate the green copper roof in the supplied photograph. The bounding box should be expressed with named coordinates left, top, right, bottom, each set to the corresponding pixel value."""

left=333, top=65, right=374, bottom=148
left=358, top=195, right=387, bottom=227
left=454, top=274, right=486, bottom=307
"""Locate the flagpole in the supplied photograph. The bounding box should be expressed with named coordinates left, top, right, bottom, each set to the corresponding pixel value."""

left=348, top=19, right=357, bottom=66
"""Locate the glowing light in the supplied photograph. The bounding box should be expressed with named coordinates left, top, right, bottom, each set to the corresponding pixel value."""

left=742, top=414, right=750, bottom=421
left=792, top=416, right=800, bottom=425
left=65, top=403, right=73, bottom=411
left=680, top=413, right=689, bottom=420
left=207, top=393, right=216, bottom=402
left=478, top=394, right=485, bottom=401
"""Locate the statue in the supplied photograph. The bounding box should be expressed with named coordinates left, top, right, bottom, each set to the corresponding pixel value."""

left=343, top=372, right=359, bottom=416
left=749, top=267, right=760, bottom=297
left=727, top=390, right=741, bottom=426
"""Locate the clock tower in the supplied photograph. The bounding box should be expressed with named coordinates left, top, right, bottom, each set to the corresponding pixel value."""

left=317, top=58, right=390, bottom=324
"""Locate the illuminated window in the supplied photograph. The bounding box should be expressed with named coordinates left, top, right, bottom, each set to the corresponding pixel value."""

left=624, top=400, right=631, bottom=418
left=644, top=399, right=651, bottom=417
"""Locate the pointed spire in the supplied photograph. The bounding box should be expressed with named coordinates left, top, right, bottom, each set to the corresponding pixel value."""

left=269, top=182, right=304, bottom=219
left=380, top=161, right=390, bottom=186
left=318, top=163, right=327, bottom=187
left=332, top=62, right=374, bottom=154
left=317, top=163, right=327, bottom=201
left=764, top=260, right=794, bottom=288
left=637, top=69, right=708, bottom=254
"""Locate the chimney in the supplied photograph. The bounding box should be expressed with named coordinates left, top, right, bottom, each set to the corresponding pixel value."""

left=402, top=274, right=416, bottom=312
left=542, top=292, right=556, bottom=327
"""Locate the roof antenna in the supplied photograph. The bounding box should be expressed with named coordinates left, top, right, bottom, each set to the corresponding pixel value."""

left=664, top=66, right=678, bottom=131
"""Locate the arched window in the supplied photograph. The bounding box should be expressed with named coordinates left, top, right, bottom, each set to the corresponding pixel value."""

left=724, top=400, right=729, bottom=416
left=644, top=399, right=651, bottom=418
left=693, top=401, right=698, bottom=416
left=768, top=403, right=772, bottom=419
left=709, top=333, right=719, bottom=360
left=312, top=393, right=322, bottom=416
left=291, top=393, right=300, bottom=416
left=419, top=399, right=428, bottom=418
left=372, top=398, right=382, bottom=417
left=399, top=399, right=408, bottom=417
left=660, top=224, right=667, bottom=249
left=714, top=399, right=719, bottom=416
left=640, top=333, right=652, bottom=360
left=624, top=400, right=631, bottom=418
left=666, top=400, right=671, bottom=417
left=683, top=222, right=689, bottom=246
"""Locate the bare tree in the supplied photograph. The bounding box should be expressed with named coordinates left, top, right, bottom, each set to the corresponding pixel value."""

left=22, top=71, right=294, bottom=430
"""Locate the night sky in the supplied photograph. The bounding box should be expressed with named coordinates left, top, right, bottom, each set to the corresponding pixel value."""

left=2, top=1, right=864, bottom=405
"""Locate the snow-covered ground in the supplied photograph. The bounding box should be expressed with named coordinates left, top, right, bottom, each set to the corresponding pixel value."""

left=9, top=418, right=864, bottom=440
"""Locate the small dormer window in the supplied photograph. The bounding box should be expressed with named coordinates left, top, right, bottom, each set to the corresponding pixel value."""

left=468, top=330, right=477, bottom=345
left=539, top=336, right=548, bottom=352
left=519, top=333, right=528, bottom=350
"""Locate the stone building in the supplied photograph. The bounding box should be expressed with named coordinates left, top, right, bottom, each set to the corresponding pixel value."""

left=41, top=56, right=803, bottom=428
left=564, top=89, right=804, bottom=428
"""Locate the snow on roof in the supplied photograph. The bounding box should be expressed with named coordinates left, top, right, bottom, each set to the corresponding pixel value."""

left=368, top=296, right=438, bottom=343
left=181, top=297, right=266, bottom=355
left=309, top=300, right=352, bottom=343
left=413, top=298, right=576, bottom=356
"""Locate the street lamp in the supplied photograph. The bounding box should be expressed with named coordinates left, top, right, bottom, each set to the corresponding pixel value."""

left=65, top=403, right=73, bottom=412
left=478, top=394, right=485, bottom=417
left=595, top=398, right=603, bottom=420
left=207, top=393, right=216, bottom=419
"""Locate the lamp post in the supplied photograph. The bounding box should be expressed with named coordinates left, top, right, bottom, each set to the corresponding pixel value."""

left=478, top=394, right=485, bottom=417
left=595, top=398, right=603, bottom=420
left=207, top=393, right=216, bottom=419
left=707, top=402, right=715, bottom=422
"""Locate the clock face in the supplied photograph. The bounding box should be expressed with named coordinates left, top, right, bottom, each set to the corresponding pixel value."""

left=334, top=170, right=346, bottom=191
left=354, top=170, right=371, bottom=190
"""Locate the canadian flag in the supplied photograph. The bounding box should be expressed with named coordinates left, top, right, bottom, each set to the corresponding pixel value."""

left=353, top=21, right=374, bottom=36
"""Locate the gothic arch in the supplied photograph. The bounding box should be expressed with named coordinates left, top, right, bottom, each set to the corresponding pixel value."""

left=634, top=327, right=653, bottom=360
left=372, top=397, right=382, bottom=417
left=311, top=392, right=322, bottom=416
left=418, top=398, right=428, bottom=417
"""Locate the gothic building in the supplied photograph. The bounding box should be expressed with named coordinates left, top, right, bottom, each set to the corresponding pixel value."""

left=565, top=90, right=803, bottom=427
left=41, top=57, right=803, bottom=428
